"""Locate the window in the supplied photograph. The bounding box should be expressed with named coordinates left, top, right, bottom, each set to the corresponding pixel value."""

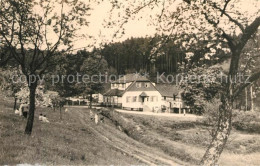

left=154, top=96, right=158, bottom=102
left=150, top=97, right=153, bottom=102
left=174, top=95, right=176, bottom=101
left=126, top=97, right=131, bottom=103
left=150, top=96, right=158, bottom=102
left=136, top=82, right=142, bottom=88
left=145, top=83, right=150, bottom=88
left=133, top=96, right=137, bottom=102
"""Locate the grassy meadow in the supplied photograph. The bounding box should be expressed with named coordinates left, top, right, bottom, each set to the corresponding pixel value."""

left=0, top=96, right=142, bottom=165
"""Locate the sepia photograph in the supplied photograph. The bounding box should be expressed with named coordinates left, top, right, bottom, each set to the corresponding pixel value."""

left=0, top=0, right=260, bottom=165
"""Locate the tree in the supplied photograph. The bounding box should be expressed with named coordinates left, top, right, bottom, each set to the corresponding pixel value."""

left=108, top=0, right=260, bottom=165
left=46, top=50, right=108, bottom=108
left=99, top=36, right=186, bottom=74
left=0, top=0, right=91, bottom=135
left=0, top=66, right=25, bottom=110
left=239, top=30, right=260, bottom=111
left=180, top=66, right=223, bottom=115
left=79, top=51, right=108, bottom=108
left=0, top=45, right=12, bottom=67
left=45, top=49, right=93, bottom=98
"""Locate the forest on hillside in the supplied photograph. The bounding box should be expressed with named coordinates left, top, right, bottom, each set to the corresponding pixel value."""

left=1, top=34, right=259, bottom=108
left=99, top=36, right=230, bottom=75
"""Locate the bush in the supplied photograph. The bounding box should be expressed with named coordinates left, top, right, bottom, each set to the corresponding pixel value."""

left=201, top=99, right=260, bottom=134
left=201, top=98, right=221, bottom=137
left=232, top=110, right=260, bottom=133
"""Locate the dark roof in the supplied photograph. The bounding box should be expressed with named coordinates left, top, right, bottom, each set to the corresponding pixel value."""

left=103, top=89, right=124, bottom=97
left=156, top=84, right=180, bottom=97
left=135, top=76, right=150, bottom=82
left=101, top=83, right=111, bottom=94
left=113, top=73, right=140, bottom=83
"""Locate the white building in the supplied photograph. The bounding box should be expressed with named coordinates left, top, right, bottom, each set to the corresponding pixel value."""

left=121, top=76, right=161, bottom=111
left=92, top=93, right=103, bottom=103
left=103, top=74, right=138, bottom=107
left=103, top=73, right=188, bottom=113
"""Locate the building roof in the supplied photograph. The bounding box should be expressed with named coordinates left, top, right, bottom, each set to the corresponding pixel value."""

left=125, top=81, right=158, bottom=92
left=113, top=73, right=140, bottom=83
left=101, top=83, right=111, bottom=93
left=135, top=76, right=150, bottom=82
left=106, top=74, right=182, bottom=98
left=103, top=89, right=124, bottom=97
left=156, top=84, right=180, bottom=97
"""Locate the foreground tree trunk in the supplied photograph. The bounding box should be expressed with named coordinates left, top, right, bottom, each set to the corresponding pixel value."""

left=24, top=82, right=37, bottom=135
left=200, top=96, right=232, bottom=166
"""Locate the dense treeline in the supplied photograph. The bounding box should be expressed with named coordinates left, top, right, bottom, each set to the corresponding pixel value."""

left=99, top=36, right=229, bottom=75
left=100, top=37, right=185, bottom=74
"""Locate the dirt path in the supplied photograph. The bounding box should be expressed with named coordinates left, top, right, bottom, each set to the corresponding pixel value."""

left=71, top=109, right=183, bottom=166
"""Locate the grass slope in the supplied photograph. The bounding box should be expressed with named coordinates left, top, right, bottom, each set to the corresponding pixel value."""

left=0, top=96, right=142, bottom=165
left=101, top=109, right=260, bottom=166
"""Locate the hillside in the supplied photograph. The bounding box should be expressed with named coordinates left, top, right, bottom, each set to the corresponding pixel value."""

left=0, top=95, right=180, bottom=165
left=1, top=94, right=260, bottom=165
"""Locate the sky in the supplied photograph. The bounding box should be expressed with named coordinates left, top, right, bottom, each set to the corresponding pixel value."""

left=73, top=1, right=157, bottom=51
left=72, top=0, right=259, bottom=51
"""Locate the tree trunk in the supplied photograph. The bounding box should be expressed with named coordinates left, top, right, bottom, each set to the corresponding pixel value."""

left=250, top=84, right=254, bottom=111
left=24, top=83, right=37, bottom=135
left=200, top=96, right=232, bottom=166
left=13, top=97, right=17, bottom=111
left=89, top=94, right=92, bottom=109
left=59, top=101, right=64, bottom=120
left=245, top=87, right=248, bottom=111
left=59, top=105, right=62, bottom=120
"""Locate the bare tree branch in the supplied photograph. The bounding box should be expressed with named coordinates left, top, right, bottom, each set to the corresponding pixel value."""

left=202, top=12, right=235, bottom=49
left=0, top=31, right=22, bottom=64
left=211, top=1, right=245, bottom=33
left=18, top=11, right=26, bottom=71
left=132, top=0, right=157, bottom=14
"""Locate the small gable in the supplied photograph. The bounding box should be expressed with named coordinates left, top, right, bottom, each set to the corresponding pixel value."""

left=140, top=91, right=148, bottom=97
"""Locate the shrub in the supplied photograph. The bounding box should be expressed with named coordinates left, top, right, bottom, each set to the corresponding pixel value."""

left=232, top=110, right=260, bottom=133
left=200, top=98, right=260, bottom=134
left=201, top=98, right=221, bottom=137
